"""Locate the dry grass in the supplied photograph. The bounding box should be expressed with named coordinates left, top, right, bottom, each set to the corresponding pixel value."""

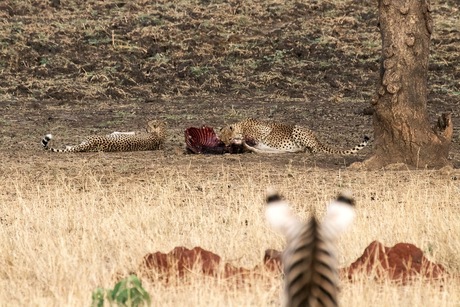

left=0, top=0, right=459, bottom=305
left=1, top=160, right=459, bottom=306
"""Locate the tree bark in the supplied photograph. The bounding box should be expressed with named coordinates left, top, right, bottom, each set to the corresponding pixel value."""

left=361, top=0, right=453, bottom=169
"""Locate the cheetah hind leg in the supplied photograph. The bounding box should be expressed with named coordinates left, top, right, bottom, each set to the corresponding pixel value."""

left=243, top=141, right=297, bottom=154
left=109, top=131, right=136, bottom=136
left=293, top=126, right=369, bottom=155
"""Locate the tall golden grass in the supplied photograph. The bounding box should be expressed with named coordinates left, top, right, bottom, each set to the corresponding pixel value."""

left=1, top=160, right=459, bottom=306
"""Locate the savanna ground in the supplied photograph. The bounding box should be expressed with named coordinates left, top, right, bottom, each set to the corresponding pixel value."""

left=0, top=0, right=459, bottom=306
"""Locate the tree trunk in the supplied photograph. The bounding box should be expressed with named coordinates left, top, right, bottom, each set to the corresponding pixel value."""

left=361, top=0, right=453, bottom=169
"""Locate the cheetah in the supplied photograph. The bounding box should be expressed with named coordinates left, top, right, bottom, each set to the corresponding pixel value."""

left=41, top=120, right=166, bottom=152
left=219, top=118, right=369, bottom=155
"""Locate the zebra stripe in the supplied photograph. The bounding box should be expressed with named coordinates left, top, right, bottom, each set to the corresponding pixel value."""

left=266, top=191, right=355, bottom=307
left=283, top=217, right=339, bottom=307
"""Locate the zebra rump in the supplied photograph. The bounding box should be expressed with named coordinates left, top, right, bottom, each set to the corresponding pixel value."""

left=265, top=191, right=355, bottom=307
left=282, top=217, right=339, bottom=307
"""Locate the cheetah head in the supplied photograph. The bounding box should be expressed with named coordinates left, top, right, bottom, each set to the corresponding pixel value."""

left=147, top=120, right=167, bottom=138
left=219, top=124, right=243, bottom=146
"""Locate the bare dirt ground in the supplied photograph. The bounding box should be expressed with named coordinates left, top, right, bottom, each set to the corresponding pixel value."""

left=0, top=0, right=458, bottom=170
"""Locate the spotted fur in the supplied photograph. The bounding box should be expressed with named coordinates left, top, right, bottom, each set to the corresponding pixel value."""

left=41, top=120, right=166, bottom=152
left=219, top=118, right=369, bottom=155
left=265, top=190, right=355, bottom=307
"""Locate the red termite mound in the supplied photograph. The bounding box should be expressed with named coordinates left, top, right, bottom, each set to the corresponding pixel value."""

left=138, top=241, right=446, bottom=284
left=139, top=246, right=281, bottom=283
left=342, top=241, right=446, bottom=282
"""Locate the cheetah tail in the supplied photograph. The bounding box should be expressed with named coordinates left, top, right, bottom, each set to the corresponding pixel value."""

left=41, top=134, right=53, bottom=149
left=335, top=135, right=370, bottom=155
left=352, top=135, right=370, bottom=152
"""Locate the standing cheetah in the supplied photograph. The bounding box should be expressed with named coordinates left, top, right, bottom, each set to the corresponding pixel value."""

left=41, top=120, right=166, bottom=152
left=219, top=118, right=369, bottom=155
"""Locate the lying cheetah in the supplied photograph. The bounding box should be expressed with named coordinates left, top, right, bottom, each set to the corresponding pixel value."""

left=219, top=118, right=369, bottom=154
left=41, top=120, right=166, bottom=152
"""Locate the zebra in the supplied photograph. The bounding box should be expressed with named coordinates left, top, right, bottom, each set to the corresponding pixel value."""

left=265, top=189, right=355, bottom=307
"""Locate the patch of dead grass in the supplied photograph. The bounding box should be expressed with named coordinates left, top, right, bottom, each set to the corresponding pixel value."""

left=1, top=160, right=459, bottom=306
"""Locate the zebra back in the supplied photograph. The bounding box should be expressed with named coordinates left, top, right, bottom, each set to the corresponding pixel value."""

left=282, top=217, right=339, bottom=307
left=265, top=190, right=355, bottom=307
